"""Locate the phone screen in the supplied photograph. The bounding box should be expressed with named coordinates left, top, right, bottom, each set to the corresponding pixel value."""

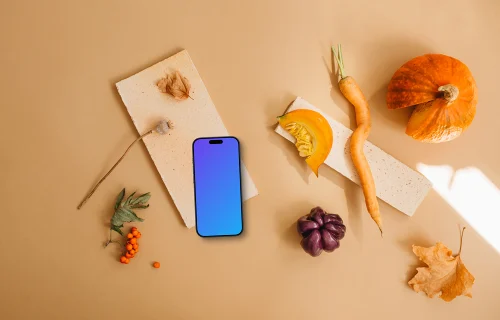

left=192, top=136, right=243, bottom=237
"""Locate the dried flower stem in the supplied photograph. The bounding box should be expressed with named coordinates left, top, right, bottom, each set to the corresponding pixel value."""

left=77, top=130, right=153, bottom=209
left=458, top=226, right=466, bottom=255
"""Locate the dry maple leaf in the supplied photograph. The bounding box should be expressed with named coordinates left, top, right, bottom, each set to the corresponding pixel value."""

left=157, top=71, right=192, bottom=100
left=408, top=227, right=475, bottom=302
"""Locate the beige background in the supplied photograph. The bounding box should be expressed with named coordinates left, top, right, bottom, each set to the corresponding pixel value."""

left=1, top=0, right=499, bottom=319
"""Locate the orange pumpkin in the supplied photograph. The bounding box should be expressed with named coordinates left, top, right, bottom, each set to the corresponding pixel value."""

left=387, top=54, right=477, bottom=143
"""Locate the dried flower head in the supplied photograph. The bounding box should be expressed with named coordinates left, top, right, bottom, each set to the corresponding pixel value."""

left=155, top=119, right=174, bottom=135
left=157, top=71, right=192, bottom=100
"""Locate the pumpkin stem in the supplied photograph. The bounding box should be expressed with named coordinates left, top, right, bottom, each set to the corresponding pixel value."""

left=438, top=84, right=459, bottom=104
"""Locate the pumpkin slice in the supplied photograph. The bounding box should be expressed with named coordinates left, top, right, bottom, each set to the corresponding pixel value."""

left=278, top=109, right=333, bottom=176
left=387, top=54, right=478, bottom=143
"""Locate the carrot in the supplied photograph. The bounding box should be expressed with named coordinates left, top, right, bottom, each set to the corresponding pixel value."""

left=332, top=44, right=382, bottom=235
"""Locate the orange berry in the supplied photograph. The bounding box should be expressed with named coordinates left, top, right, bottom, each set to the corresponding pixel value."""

left=131, top=227, right=138, bottom=232
left=133, top=244, right=138, bottom=250
left=125, top=253, right=132, bottom=259
left=136, top=232, right=142, bottom=239
left=126, top=244, right=133, bottom=251
left=125, top=259, right=130, bottom=264
left=120, top=256, right=127, bottom=263
left=132, top=230, right=139, bottom=237
left=129, top=249, right=136, bottom=255
left=134, top=247, right=139, bottom=253
left=127, top=233, right=133, bottom=239
left=153, top=262, right=160, bottom=268
left=130, top=238, right=137, bottom=245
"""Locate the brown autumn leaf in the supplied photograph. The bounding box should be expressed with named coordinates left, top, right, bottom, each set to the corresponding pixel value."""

left=408, top=227, right=475, bottom=302
left=157, top=71, right=192, bottom=100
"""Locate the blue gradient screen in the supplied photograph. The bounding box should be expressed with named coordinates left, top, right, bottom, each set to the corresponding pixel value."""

left=193, top=137, right=243, bottom=237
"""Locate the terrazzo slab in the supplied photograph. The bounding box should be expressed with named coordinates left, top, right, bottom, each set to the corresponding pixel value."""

left=116, top=50, right=258, bottom=228
left=275, top=97, right=431, bottom=216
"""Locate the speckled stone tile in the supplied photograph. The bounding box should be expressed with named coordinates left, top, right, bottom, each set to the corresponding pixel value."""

left=275, top=97, right=431, bottom=216
left=116, top=50, right=258, bottom=228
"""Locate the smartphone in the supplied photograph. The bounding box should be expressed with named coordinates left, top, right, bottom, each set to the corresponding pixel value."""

left=192, top=136, right=243, bottom=237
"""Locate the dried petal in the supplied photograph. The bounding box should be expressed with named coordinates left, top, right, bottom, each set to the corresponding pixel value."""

left=157, top=71, right=192, bottom=100
left=157, top=78, right=168, bottom=93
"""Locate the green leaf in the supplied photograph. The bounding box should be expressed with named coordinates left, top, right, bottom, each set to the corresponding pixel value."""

left=109, top=190, right=150, bottom=236
left=115, top=188, right=125, bottom=210
left=131, top=204, right=149, bottom=209
left=111, top=208, right=144, bottom=227
left=132, top=193, right=151, bottom=205
left=111, top=209, right=127, bottom=227
left=111, top=208, right=137, bottom=225
left=111, top=224, right=123, bottom=235
left=125, top=192, right=136, bottom=205
left=122, top=207, right=144, bottom=222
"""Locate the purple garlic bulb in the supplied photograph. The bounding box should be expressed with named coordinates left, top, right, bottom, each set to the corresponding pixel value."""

left=297, top=206, right=346, bottom=257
